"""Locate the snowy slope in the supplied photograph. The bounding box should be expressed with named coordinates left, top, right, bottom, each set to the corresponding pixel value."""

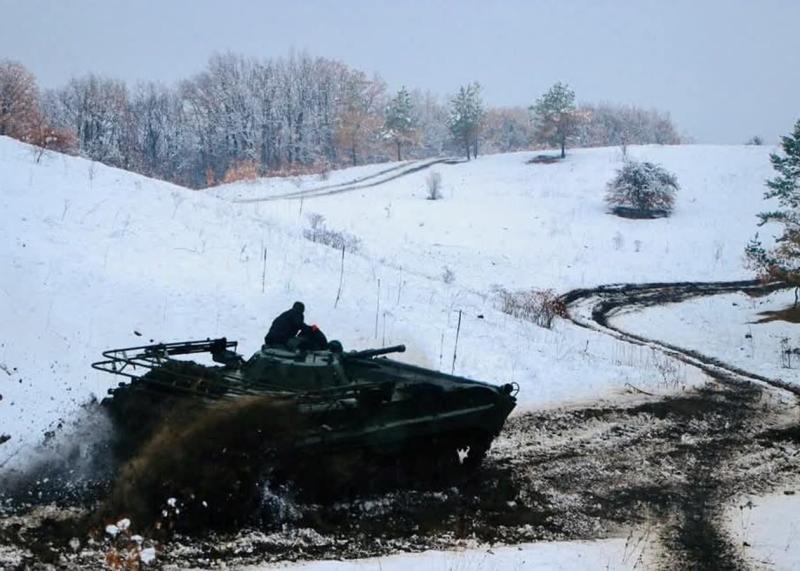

left=0, top=138, right=776, bottom=469
left=215, top=145, right=778, bottom=292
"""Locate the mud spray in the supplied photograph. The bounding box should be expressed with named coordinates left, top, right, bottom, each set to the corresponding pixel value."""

left=0, top=399, right=117, bottom=507
left=98, top=395, right=305, bottom=533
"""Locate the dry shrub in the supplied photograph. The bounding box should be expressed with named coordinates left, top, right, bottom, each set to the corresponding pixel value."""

left=494, top=287, right=566, bottom=329
left=222, top=159, right=260, bottom=184
left=526, top=154, right=562, bottom=165
left=303, top=213, right=361, bottom=252
left=29, top=123, right=78, bottom=162
left=205, top=166, right=216, bottom=187
left=268, top=160, right=330, bottom=179
left=99, top=396, right=303, bottom=533
left=426, top=171, right=442, bottom=200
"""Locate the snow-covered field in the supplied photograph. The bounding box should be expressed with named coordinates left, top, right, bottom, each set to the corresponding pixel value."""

left=215, top=145, right=776, bottom=292
left=724, top=493, right=800, bottom=569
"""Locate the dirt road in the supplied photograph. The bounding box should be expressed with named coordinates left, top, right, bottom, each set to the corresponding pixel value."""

left=233, top=157, right=461, bottom=203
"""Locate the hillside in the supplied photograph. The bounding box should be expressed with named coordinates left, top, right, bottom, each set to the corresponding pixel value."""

left=0, top=138, right=779, bottom=469
left=4, top=137, right=800, bottom=570
left=215, top=145, right=776, bottom=291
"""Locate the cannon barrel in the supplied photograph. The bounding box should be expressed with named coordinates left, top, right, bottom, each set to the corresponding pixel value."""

left=345, top=344, right=406, bottom=360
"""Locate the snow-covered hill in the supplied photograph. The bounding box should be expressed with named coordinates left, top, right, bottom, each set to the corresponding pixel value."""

left=215, top=145, right=777, bottom=291
left=0, top=137, right=778, bottom=469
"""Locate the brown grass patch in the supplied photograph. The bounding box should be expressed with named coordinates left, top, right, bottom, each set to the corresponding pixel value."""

left=526, top=154, right=562, bottom=165
left=755, top=304, right=800, bottom=324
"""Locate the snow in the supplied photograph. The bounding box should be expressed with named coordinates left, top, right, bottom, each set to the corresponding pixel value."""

left=6, top=139, right=769, bottom=468
left=216, top=145, right=777, bottom=292
left=0, top=135, right=796, bottom=567
left=238, top=537, right=652, bottom=571
left=724, top=493, right=800, bottom=570
left=613, top=289, right=800, bottom=387
left=139, top=546, right=157, bottom=565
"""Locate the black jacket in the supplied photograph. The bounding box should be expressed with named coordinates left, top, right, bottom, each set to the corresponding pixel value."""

left=264, top=307, right=309, bottom=345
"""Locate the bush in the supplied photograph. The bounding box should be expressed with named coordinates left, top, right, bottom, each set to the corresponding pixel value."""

left=605, top=159, right=678, bottom=218
left=426, top=171, right=442, bottom=200
left=494, top=287, right=566, bottom=329
left=222, top=159, right=260, bottom=184
left=303, top=213, right=361, bottom=252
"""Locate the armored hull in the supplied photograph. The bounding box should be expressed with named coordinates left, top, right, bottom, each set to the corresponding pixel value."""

left=95, top=338, right=517, bottom=480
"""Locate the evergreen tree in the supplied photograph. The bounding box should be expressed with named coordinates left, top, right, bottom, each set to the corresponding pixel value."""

left=746, top=119, right=800, bottom=291
left=530, top=82, right=579, bottom=158
left=384, top=86, right=415, bottom=161
left=448, top=82, right=484, bottom=160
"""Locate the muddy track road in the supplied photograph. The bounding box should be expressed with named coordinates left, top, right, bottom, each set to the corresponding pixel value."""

left=2, top=281, right=800, bottom=570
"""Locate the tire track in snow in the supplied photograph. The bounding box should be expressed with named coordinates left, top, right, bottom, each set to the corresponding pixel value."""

left=561, top=279, right=799, bottom=396
left=233, top=157, right=462, bottom=203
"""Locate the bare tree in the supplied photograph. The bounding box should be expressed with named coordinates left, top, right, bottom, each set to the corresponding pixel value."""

left=0, top=60, right=42, bottom=142
left=334, top=70, right=385, bottom=165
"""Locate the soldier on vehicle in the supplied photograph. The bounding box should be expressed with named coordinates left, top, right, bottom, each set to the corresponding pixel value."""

left=264, top=301, right=312, bottom=347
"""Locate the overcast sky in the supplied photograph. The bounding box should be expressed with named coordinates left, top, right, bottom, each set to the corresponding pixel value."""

left=1, top=0, right=798, bottom=143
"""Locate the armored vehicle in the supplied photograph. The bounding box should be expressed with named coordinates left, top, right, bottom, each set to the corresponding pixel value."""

left=93, top=337, right=518, bottom=482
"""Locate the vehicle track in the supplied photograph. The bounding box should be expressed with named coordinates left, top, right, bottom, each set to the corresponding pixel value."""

left=234, top=157, right=461, bottom=203
left=561, top=279, right=799, bottom=396
left=560, top=278, right=800, bottom=569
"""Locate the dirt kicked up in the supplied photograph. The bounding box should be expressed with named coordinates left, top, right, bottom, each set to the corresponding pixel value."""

left=1, top=378, right=798, bottom=570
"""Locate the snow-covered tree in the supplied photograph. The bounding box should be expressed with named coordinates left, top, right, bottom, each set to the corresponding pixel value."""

left=574, top=103, right=681, bottom=148
left=605, top=159, right=678, bottom=217
left=46, top=74, right=133, bottom=168
left=383, top=86, right=415, bottom=161
left=448, top=82, right=484, bottom=160
left=409, top=89, right=450, bottom=158
left=746, top=120, right=800, bottom=287
left=530, top=82, right=580, bottom=158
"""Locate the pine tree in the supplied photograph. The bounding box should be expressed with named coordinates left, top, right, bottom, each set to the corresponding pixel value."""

left=746, top=119, right=800, bottom=291
left=448, top=82, right=484, bottom=160
left=384, top=87, right=415, bottom=161
left=530, top=82, right=579, bottom=158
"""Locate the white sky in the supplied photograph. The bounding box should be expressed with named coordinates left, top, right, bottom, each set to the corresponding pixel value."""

left=1, top=0, right=798, bottom=143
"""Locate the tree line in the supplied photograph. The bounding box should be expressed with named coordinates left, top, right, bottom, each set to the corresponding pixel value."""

left=0, top=54, right=682, bottom=188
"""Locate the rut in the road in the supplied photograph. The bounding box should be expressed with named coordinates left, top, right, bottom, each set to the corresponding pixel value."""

left=559, top=278, right=800, bottom=568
